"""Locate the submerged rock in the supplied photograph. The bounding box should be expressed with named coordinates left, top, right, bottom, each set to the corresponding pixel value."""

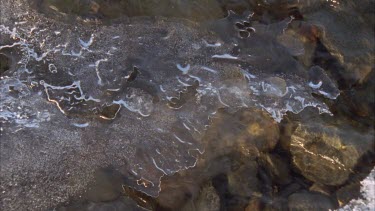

left=154, top=154, right=228, bottom=210
left=227, top=160, right=260, bottom=199
left=203, top=108, right=280, bottom=159
left=245, top=197, right=262, bottom=211
left=290, top=117, right=374, bottom=186
left=332, top=69, right=375, bottom=124
left=259, top=153, right=292, bottom=186
left=84, top=168, right=125, bottom=202
left=288, top=191, right=337, bottom=211
left=155, top=108, right=276, bottom=210
left=57, top=197, right=148, bottom=211
left=181, top=182, right=220, bottom=211
left=304, top=2, right=374, bottom=86
left=335, top=182, right=361, bottom=207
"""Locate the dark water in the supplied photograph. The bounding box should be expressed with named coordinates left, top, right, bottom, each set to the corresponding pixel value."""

left=0, top=0, right=374, bottom=211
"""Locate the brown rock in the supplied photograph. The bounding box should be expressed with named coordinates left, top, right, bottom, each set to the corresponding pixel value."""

left=181, top=182, right=220, bottom=211
left=290, top=117, right=374, bottom=186
left=227, top=160, right=260, bottom=198
left=304, top=4, right=374, bottom=85
left=203, top=108, right=280, bottom=160
left=245, top=197, right=262, bottom=211
left=335, top=182, right=361, bottom=207
left=259, top=153, right=291, bottom=186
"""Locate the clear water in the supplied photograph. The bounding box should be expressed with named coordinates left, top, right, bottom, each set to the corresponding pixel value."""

left=0, top=0, right=374, bottom=210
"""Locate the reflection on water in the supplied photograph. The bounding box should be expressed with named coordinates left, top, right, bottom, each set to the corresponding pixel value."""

left=0, top=0, right=374, bottom=211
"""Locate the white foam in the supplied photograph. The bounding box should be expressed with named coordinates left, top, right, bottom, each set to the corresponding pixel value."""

left=173, top=134, right=193, bottom=145
left=176, top=63, right=190, bottom=74
left=79, top=34, right=94, bottom=48
left=72, top=122, right=89, bottom=128
left=203, top=40, right=222, bottom=47
left=113, top=92, right=153, bottom=117
left=201, top=66, right=218, bottom=74
left=176, top=77, right=192, bottom=87
left=182, top=122, right=191, bottom=131
left=212, top=54, right=238, bottom=60
left=48, top=64, right=57, bottom=73
left=151, top=157, right=168, bottom=175
left=318, top=90, right=339, bottom=100
left=89, top=59, right=108, bottom=85
left=309, top=81, right=323, bottom=89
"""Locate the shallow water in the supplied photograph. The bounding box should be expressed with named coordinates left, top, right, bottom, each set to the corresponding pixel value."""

left=0, top=0, right=374, bottom=211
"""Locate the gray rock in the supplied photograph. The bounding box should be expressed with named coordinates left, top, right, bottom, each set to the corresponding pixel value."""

left=335, top=182, right=361, bottom=207
left=84, top=168, right=124, bottom=202
left=33, top=0, right=224, bottom=22
left=0, top=53, right=10, bottom=76
left=288, top=192, right=337, bottom=211
left=264, top=197, right=289, bottom=211
left=57, top=197, right=148, bottom=211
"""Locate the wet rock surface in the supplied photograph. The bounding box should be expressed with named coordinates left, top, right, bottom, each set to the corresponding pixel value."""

left=1, top=0, right=374, bottom=211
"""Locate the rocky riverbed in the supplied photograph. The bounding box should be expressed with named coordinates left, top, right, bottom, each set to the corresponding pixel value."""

left=0, top=0, right=374, bottom=210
